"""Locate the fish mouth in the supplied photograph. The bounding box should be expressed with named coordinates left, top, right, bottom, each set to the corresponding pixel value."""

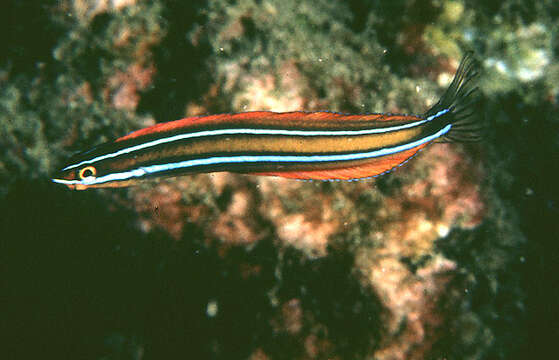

left=51, top=177, right=137, bottom=190
left=51, top=178, right=82, bottom=190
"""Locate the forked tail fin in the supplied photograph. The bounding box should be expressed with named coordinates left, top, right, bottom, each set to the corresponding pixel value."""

left=425, top=51, right=483, bottom=142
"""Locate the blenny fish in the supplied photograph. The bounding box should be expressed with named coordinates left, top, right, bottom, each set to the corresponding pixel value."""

left=53, top=52, right=480, bottom=190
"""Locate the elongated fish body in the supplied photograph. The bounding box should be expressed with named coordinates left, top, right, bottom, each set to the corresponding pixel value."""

left=53, top=52, right=480, bottom=190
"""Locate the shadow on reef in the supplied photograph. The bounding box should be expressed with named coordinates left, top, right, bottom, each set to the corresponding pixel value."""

left=137, top=0, right=216, bottom=122
left=0, top=180, right=384, bottom=359
left=0, top=0, right=65, bottom=76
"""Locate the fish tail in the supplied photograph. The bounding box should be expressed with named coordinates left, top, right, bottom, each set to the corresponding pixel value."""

left=425, top=51, right=483, bottom=142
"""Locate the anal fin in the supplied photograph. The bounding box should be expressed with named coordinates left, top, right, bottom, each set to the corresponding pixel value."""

left=249, top=144, right=427, bottom=180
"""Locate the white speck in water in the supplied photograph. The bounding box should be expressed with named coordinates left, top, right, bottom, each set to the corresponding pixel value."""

left=437, top=72, right=453, bottom=87
left=517, top=49, right=550, bottom=82
left=415, top=85, right=421, bottom=93
left=485, top=58, right=509, bottom=75
left=495, top=60, right=508, bottom=74
left=437, top=224, right=450, bottom=237
left=207, top=300, right=218, bottom=317
left=525, top=188, right=534, bottom=196
left=520, top=256, right=526, bottom=263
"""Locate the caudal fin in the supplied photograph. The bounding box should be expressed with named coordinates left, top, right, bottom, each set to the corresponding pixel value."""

left=425, top=51, right=483, bottom=142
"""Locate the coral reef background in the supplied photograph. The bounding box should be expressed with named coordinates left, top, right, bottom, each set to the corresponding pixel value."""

left=1, top=0, right=558, bottom=359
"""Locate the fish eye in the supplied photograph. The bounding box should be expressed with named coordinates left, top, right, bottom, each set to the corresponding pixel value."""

left=78, top=166, right=97, bottom=179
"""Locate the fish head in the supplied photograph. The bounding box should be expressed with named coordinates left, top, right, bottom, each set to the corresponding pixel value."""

left=51, top=143, right=139, bottom=190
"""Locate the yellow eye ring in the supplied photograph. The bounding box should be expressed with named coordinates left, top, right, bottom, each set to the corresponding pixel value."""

left=78, top=166, right=97, bottom=179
